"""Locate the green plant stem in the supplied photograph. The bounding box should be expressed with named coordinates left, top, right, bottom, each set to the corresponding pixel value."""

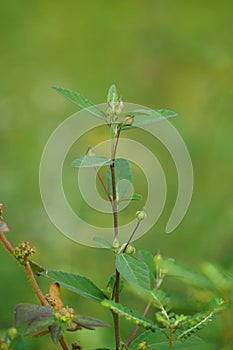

left=122, top=220, right=141, bottom=253
left=0, top=230, right=69, bottom=350
left=110, top=126, right=121, bottom=349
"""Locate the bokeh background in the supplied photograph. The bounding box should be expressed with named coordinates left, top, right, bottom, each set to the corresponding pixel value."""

left=1, top=1, right=233, bottom=349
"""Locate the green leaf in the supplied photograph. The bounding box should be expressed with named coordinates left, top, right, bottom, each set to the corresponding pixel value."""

left=106, top=158, right=132, bottom=200
left=107, top=84, right=119, bottom=103
left=9, top=336, right=25, bottom=350
left=41, top=270, right=107, bottom=303
left=93, top=236, right=113, bottom=249
left=120, top=109, right=177, bottom=130
left=130, top=330, right=167, bottom=349
left=159, top=259, right=210, bottom=289
left=72, top=156, right=112, bottom=168
left=118, top=193, right=142, bottom=202
left=24, top=317, right=55, bottom=337
left=102, top=300, right=156, bottom=332
left=15, top=303, right=53, bottom=328
left=75, top=315, right=109, bottom=329
left=116, top=254, right=151, bottom=290
left=52, top=86, right=107, bottom=120
left=138, top=250, right=156, bottom=284
left=29, top=260, right=45, bottom=276
left=130, top=331, right=205, bottom=350
left=49, top=323, right=64, bottom=344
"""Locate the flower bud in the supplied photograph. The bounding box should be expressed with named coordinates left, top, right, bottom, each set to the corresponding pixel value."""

left=8, top=328, right=18, bottom=339
left=137, top=341, right=148, bottom=350
left=123, top=115, right=134, bottom=126
left=119, top=243, right=136, bottom=254
left=136, top=210, right=146, bottom=221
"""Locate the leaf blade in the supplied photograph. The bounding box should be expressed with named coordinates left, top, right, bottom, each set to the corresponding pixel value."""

left=120, top=109, right=177, bottom=130
left=72, top=156, right=112, bottom=168
left=116, top=254, right=151, bottom=290
left=106, top=158, right=132, bottom=200
left=52, top=86, right=107, bottom=120
left=41, top=270, right=107, bottom=303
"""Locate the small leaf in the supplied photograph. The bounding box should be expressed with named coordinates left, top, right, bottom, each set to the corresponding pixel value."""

left=159, top=259, right=210, bottom=289
left=118, top=193, right=142, bottom=202
left=24, top=316, right=55, bottom=337
left=106, top=158, right=132, bottom=200
left=107, top=84, right=119, bottom=103
left=120, top=109, right=177, bottom=130
left=138, top=250, right=156, bottom=283
left=41, top=270, right=107, bottom=303
left=52, top=86, right=107, bottom=119
left=15, top=303, right=53, bottom=328
left=72, top=156, right=112, bottom=168
left=29, top=260, right=45, bottom=276
left=75, top=315, right=110, bottom=330
left=130, top=330, right=167, bottom=349
left=102, top=300, right=156, bottom=332
left=93, top=236, right=113, bottom=249
left=49, top=323, right=64, bottom=344
left=116, top=254, right=151, bottom=290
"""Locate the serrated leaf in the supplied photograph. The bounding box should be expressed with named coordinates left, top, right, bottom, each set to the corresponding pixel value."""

left=72, top=156, right=112, bottom=168
left=41, top=270, right=107, bottom=303
left=120, top=109, right=177, bottom=130
left=102, top=300, right=156, bottom=332
left=116, top=254, right=150, bottom=290
left=107, top=84, right=119, bottom=103
left=93, top=236, right=113, bottom=249
left=52, top=86, right=107, bottom=120
left=49, top=323, right=64, bottom=343
left=15, top=303, right=53, bottom=328
left=106, top=158, right=132, bottom=200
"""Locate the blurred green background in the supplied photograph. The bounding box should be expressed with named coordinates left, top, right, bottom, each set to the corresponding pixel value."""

left=1, top=0, right=233, bottom=349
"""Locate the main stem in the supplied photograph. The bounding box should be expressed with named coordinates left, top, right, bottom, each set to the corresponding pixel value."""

left=110, top=127, right=121, bottom=349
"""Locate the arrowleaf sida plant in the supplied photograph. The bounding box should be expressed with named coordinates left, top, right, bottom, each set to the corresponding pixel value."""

left=0, top=85, right=227, bottom=350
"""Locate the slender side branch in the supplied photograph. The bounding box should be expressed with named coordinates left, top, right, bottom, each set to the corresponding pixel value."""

left=122, top=220, right=141, bottom=254
left=0, top=217, right=69, bottom=350
left=95, top=167, right=112, bottom=203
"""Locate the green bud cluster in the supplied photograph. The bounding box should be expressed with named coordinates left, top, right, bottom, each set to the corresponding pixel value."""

left=14, top=241, right=35, bottom=265
left=0, top=328, right=18, bottom=350
left=137, top=341, right=148, bottom=350
left=118, top=242, right=136, bottom=255
left=55, top=307, right=74, bottom=324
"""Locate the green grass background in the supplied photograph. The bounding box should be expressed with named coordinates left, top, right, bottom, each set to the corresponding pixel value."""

left=0, top=0, right=233, bottom=349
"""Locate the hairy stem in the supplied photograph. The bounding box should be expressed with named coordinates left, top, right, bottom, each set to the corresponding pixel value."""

left=0, top=228, right=69, bottom=350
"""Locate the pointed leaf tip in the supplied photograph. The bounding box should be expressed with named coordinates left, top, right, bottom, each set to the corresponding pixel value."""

left=52, top=86, right=107, bottom=120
